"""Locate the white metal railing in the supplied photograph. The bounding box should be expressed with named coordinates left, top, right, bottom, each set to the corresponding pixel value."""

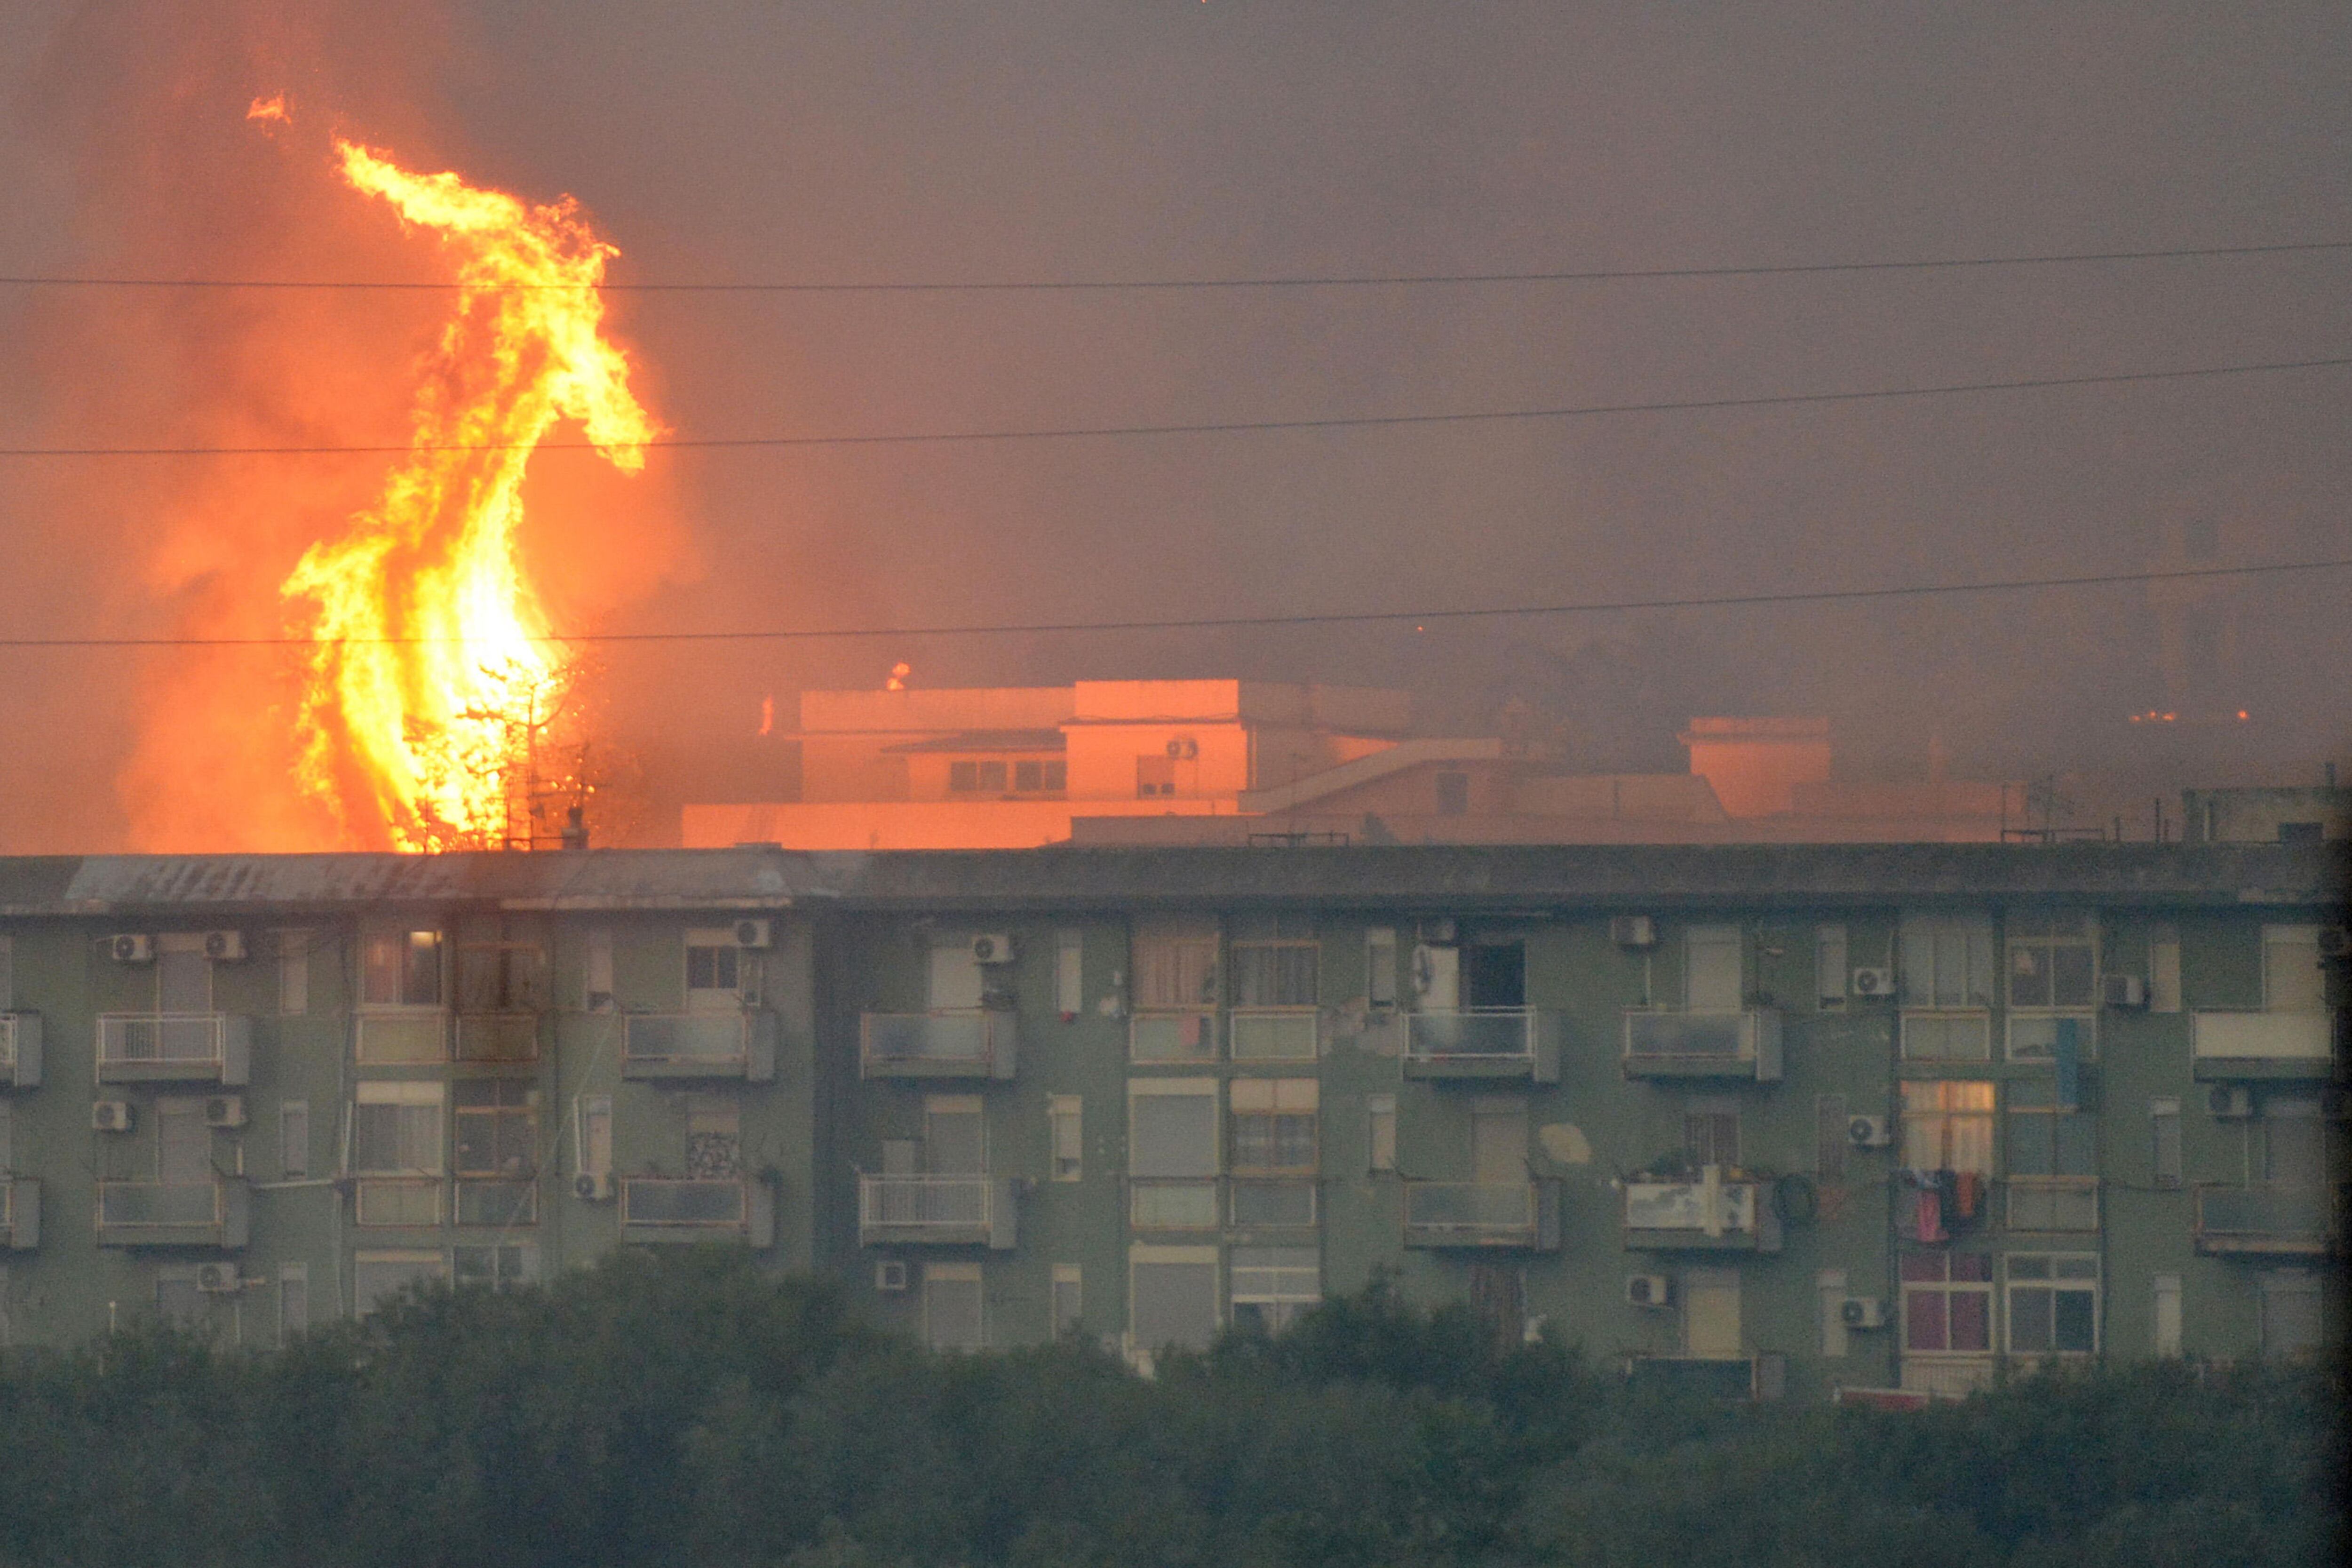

left=621, top=1177, right=750, bottom=1227
left=625, top=1012, right=753, bottom=1067
left=1406, top=1009, right=1539, bottom=1064
left=95, top=1013, right=250, bottom=1073
left=859, top=1174, right=997, bottom=1233
left=2191, top=1012, right=2334, bottom=1066
left=859, top=1009, right=1015, bottom=1075
left=1129, top=1010, right=1219, bottom=1063
left=96, top=1179, right=223, bottom=1229
left=1403, top=1180, right=1537, bottom=1242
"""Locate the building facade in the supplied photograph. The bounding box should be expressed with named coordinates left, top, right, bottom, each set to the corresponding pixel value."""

left=0, top=844, right=2340, bottom=1400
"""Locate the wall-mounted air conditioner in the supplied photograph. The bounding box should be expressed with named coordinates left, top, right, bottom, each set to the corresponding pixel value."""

left=875, top=1260, right=909, bottom=1293
left=733, top=919, right=772, bottom=950
left=1610, top=916, right=1656, bottom=949
left=202, top=930, right=247, bottom=962
left=108, top=934, right=153, bottom=964
left=1841, top=1297, right=1889, bottom=1329
left=92, top=1100, right=135, bottom=1134
left=203, top=1095, right=246, bottom=1129
left=970, top=933, right=1015, bottom=965
left=1851, top=967, right=1895, bottom=999
left=1625, top=1273, right=1671, bottom=1309
left=1848, top=1115, right=1893, bottom=1148
left=573, top=1171, right=617, bottom=1202
left=194, top=1262, right=241, bottom=1294
left=2101, top=974, right=2148, bottom=1009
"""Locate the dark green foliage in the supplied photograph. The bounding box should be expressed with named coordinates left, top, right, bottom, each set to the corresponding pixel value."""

left=0, top=1254, right=2337, bottom=1567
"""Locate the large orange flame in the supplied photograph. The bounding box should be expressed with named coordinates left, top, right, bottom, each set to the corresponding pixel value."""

left=281, top=140, right=660, bottom=851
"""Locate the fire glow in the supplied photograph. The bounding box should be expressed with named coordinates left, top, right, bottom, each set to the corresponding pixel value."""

left=279, top=140, right=660, bottom=851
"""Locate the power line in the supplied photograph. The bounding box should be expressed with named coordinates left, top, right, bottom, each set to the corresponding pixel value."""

left=5, top=354, right=2346, bottom=459
left=2, top=239, right=2346, bottom=294
left=4, top=559, right=2342, bottom=651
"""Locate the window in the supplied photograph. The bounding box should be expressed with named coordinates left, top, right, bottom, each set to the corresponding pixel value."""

left=1366, top=1094, right=1397, bottom=1173
left=1049, top=1096, right=1083, bottom=1181
left=455, top=942, right=548, bottom=1013
left=454, top=1244, right=531, bottom=1289
left=1054, top=930, right=1083, bottom=1018
left=2004, top=1081, right=2098, bottom=1230
left=1816, top=924, right=1848, bottom=1006
left=1684, top=1109, right=1740, bottom=1168
left=1231, top=942, right=1319, bottom=1007
left=2152, top=1274, right=2182, bottom=1357
left=1013, top=759, right=1066, bottom=793
left=2259, top=1272, right=2323, bottom=1357
left=583, top=928, right=615, bottom=1011
left=2261, top=1098, right=2324, bottom=1188
left=362, top=929, right=443, bottom=1008
left=1900, top=913, right=1994, bottom=1009
left=684, top=934, right=740, bottom=997
left=354, top=1251, right=447, bottom=1318
left=1434, top=772, right=1470, bottom=815
left=1684, top=925, right=1742, bottom=1011
left=1365, top=928, right=1398, bottom=1009
left=352, top=1082, right=444, bottom=1174
left=1231, top=1079, right=1318, bottom=1173
left=922, top=1262, right=984, bottom=1351
left=2150, top=1098, right=2182, bottom=1189
left=2005, top=1254, right=2098, bottom=1356
left=2008, top=1013, right=2095, bottom=1064
left=278, top=1264, right=309, bottom=1344
left=1130, top=1081, right=1219, bottom=1228
left=1902, top=1011, right=1991, bottom=1061
left=1230, top=1246, right=1320, bottom=1334
left=1051, top=1264, right=1083, bottom=1337
left=1900, top=1081, right=1994, bottom=1174
left=1130, top=1245, right=1219, bottom=1353
left=1136, top=756, right=1176, bottom=797
left=2008, top=911, right=2096, bottom=1009
left=1814, top=1093, right=1848, bottom=1183
left=2147, top=924, right=2181, bottom=1013
left=949, top=759, right=1010, bottom=794
left=2262, top=925, right=2325, bottom=1013
left=276, top=930, right=310, bottom=1015
left=1902, top=1251, right=1993, bottom=1354
left=1134, top=931, right=1219, bottom=1009
left=280, top=1099, right=310, bottom=1180
left=454, top=1081, right=538, bottom=1180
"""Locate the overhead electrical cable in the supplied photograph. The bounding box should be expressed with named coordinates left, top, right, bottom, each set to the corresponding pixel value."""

left=3, top=353, right=2345, bottom=459
left=1, top=239, right=2346, bottom=294
left=2, top=560, right=2342, bottom=651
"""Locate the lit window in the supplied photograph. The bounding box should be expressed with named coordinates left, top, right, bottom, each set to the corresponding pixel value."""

left=362, top=930, right=443, bottom=1008
left=1899, top=1081, right=1995, bottom=1175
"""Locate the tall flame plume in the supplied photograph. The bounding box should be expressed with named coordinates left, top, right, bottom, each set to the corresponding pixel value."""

left=281, top=140, right=659, bottom=851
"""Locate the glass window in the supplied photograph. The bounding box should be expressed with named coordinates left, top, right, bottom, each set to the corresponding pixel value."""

left=1900, top=913, right=1994, bottom=1009
left=1902, top=1012, right=1991, bottom=1061
left=455, top=943, right=548, bottom=1012
left=2263, top=926, right=2325, bottom=1013
left=1900, top=1251, right=1993, bottom=1353
left=1230, top=1246, right=1320, bottom=1334
left=453, top=1081, right=537, bottom=1178
left=1231, top=942, right=1319, bottom=1007
left=1900, top=1081, right=1995, bottom=1175
left=1049, top=1096, right=1082, bottom=1181
left=923, top=1263, right=985, bottom=1351
left=351, top=1086, right=444, bottom=1175
left=2006, top=1254, right=2099, bottom=1355
left=362, top=930, right=443, bottom=1008
left=685, top=942, right=739, bottom=994
left=1133, top=935, right=1219, bottom=1009
left=2008, top=912, right=2096, bottom=1008
left=2008, top=1013, right=2095, bottom=1063
left=1230, top=1079, right=1317, bottom=1173
left=453, top=1244, right=531, bottom=1289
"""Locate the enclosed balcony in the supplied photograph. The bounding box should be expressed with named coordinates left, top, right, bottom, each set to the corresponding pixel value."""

left=453, top=1011, right=542, bottom=1064
left=860, top=1009, right=1017, bottom=1079
left=1403, top=1009, right=1560, bottom=1082
left=2192, top=1184, right=2341, bottom=1256
left=619, top=1177, right=775, bottom=1247
left=858, top=1174, right=1019, bottom=1249
left=1227, top=1007, right=1319, bottom=1063
left=95, top=1014, right=251, bottom=1086
left=1129, top=1010, right=1219, bottom=1064
left=0, top=1013, right=41, bottom=1089
left=1, top=1178, right=38, bottom=1250
left=2190, top=1013, right=2336, bottom=1081
left=1402, top=1179, right=1562, bottom=1251
left=1127, top=1178, right=1221, bottom=1232
left=353, top=1178, right=443, bottom=1228
left=95, top=1178, right=250, bottom=1250
left=1622, top=1168, right=1782, bottom=1252
left=623, top=1011, right=779, bottom=1082
left=1621, top=1009, right=1783, bottom=1082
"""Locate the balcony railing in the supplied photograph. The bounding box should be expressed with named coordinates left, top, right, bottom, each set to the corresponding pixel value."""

left=1, top=1178, right=37, bottom=1250
left=619, top=1177, right=775, bottom=1247
left=356, top=1011, right=448, bottom=1065
left=0, top=1013, right=41, bottom=1089
left=623, top=1011, right=778, bottom=1081
left=1621, top=1168, right=1782, bottom=1252
left=1403, top=1179, right=1561, bottom=1250
left=453, top=1011, right=541, bottom=1064
left=1228, top=1007, right=1319, bottom=1063
left=2190, top=1012, right=2337, bottom=1080
left=1403, top=1009, right=1559, bottom=1081
left=95, top=1013, right=251, bottom=1085
left=859, top=1009, right=1017, bottom=1079
left=858, top=1174, right=1018, bottom=1249
left=1129, top=1010, right=1219, bottom=1063
left=2192, top=1184, right=2341, bottom=1255
left=1624, top=1353, right=1787, bottom=1402
left=1622, top=1009, right=1783, bottom=1081
left=1128, top=1178, right=1221, bottom=1232
left=95, top=1178, right=250, bottom=1250
left=354, top=1177, right=443, bottom=1227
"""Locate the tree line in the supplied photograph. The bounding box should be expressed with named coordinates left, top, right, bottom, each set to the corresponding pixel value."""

left=0, top=1250, right=2337, bottom=1567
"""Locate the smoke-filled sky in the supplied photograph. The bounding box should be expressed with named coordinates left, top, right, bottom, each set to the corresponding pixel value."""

left=2, top=0, right=2348, bottom=850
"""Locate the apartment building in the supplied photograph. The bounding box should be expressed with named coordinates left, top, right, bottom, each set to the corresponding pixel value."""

left=0, top=844, right=2339, bottom=1401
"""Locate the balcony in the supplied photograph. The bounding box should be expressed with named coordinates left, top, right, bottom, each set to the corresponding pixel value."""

left=1129, top=1010, right=1219, bottom=1064
left=354, top=1177, right=443, bottom=1227
left=0, top=1012, right=41, bottom=1089
left=356, top=1011, right=448, bottom=1065
left=1624, top=1353, right=1787, bottom=1402
left=1622, top=1168, right=1782, bottom=1252
left=858, top=1174, right=1019, bottom=1249
left=1402, top=1179, right=1562, bottom=1251
left=2190, top=1012, right=2337, bottom=1081
left=1228, top=1007, right=1319, bottom=1063
left=2192, top=1184, right=2341, bottom=1256
left=1403, top=1009, right=1560, bottom=1082
left=1228, top=1178, right=1318, bottom=1228
left=620, top=1177, right=776, bottom=1247
left=623, top=1011, right=779, bottom=1082
left=859, top=1009, right=1017, bottom=1079
left=95, top=1014, right=251, bottom=1086
left=1, top=1178, right=38, bottom=1250
left=455, top=1178, right=539, bottom=1227
left=1621, top=1008, right=1783, bottom=1082
left=1128, top=1178, right=1221, bottom=1232
left=453, top=1011, right=542, bottom=1064
left=95, top=1178, right=250, bottom=1250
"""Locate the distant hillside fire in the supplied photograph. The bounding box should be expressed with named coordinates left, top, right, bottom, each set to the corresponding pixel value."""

left=280, top=139, right=660, bottom=851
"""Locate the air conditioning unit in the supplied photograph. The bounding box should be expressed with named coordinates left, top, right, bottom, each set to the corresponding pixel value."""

left=970, top=933, right=1016, bottom=965
left=92, top=1100, right=135, bottom=1134
left=1610, top=915, right=1656, bottom=949
left=1841, top=1297, right=1889, bottom=1329
left=875, top=1260, right=909, bottom=1293
left=2101, top=973, right=2148, bottom=1009
left=2208, top=1085, right=2253, bottom=1119
left=1851, top=967, right=1895, bottom=999
left=202, top=1095, right=246, bottom=1129
left=733, top=919, right=772, bottom=950
left=194, top=1262, right=241, bottom=1295
left=2318, top=927, right=2350, bottom=960
left=201, top=930, right=246, bottom=962
left=1625, top=1273, right=1672, bottom=1309
left=108, top=934, right=154, bottom=964
left=573, top=1171, right=617, bottom=1202
left=1848, top=1115, right=1893, bottom=1148
left=1165, top=736, right=1200, bottom=760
